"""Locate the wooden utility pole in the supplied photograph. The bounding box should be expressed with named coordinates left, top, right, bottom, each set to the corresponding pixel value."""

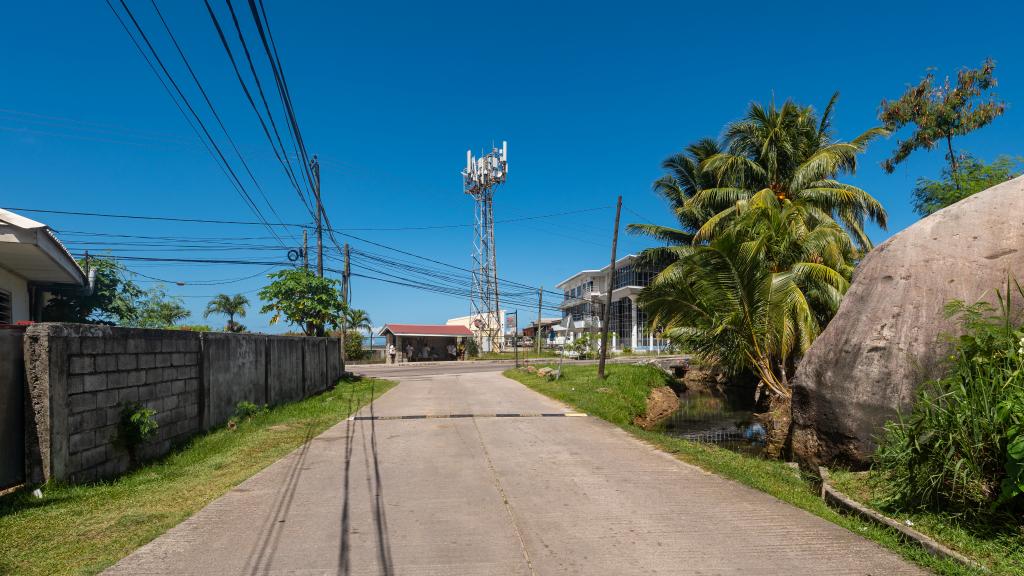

left=342, top=243, right=351, bottom=304
left=597, top=196, right=622, bottom=379
left=311, top=155, right=323, bottom=279
left=536, top=287, right=543, bottom=356
left=302, top=229, right=309, bottom=270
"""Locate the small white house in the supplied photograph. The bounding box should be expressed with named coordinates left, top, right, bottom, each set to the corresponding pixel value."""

left=0, top=208, right=87, bottom=323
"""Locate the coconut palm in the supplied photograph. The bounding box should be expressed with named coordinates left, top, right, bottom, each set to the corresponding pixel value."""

left=691, top=93, right=888, bottom=251
left=640, top=191, right=852, bottom=398
left=204, top=293, right=249, bottom=333
left=345, top=308, right=373, bottom=354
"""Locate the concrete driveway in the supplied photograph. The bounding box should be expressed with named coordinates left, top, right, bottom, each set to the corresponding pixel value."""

left=104, top=369, right=925, bottom=575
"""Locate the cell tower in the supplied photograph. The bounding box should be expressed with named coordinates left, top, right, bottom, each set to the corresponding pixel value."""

left=463, top=141, right=508, bottom=352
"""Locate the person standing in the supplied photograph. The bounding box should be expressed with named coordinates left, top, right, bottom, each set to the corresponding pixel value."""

left=387, top=343, right=397, bottom=364
left=422, top=343, right=432, bottom=360
left=405, top=342, right=415, bottom=362
left=446, top=342, right=457, bottom=361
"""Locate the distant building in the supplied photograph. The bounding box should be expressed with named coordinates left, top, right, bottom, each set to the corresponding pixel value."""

left=378, top=324, right=473, bottom=363
left=523, top=317, right=561, bottom=344
left=554, top=254, right=667, bottom=352
left=0, top=208, right=87, bottom=324
left=445, top=310, right=506, bottom=352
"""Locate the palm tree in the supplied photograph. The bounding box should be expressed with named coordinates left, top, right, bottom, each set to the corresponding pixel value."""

left=640, top=192, right=851, bottom=398
left=690, top=93, right=888, bottom=251
left=204, top=293, right=249, bottom=333
left=345, top=308, right=373, bottom=355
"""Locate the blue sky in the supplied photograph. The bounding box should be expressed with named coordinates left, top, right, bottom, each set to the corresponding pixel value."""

left=2, top=1, right=1022, bottom=333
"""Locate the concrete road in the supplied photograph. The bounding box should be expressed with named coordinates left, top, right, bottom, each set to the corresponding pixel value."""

left=351, top=356, right=685, bottom=379
left=105, top=370, right=924, bottom=575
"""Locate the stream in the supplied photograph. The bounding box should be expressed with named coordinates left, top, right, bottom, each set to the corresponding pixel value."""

left=659, top=390, right=766, bottom=456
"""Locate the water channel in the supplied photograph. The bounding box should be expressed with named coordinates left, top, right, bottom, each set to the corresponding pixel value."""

left=659, top=390, right=766, bottom=456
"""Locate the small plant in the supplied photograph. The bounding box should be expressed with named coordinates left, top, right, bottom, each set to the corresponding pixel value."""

left=233, top=401, right=268, bottom=421
left=465, top=338, right=480, bottom=358
left=116, top=403, right=158, bottom=463
left=622, top=346, right=633, bottom=356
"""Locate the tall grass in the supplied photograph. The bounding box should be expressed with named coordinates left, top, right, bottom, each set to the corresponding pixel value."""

left=873, top=281, right=1024, bottom=515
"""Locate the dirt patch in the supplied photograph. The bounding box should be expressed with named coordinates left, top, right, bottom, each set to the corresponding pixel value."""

left=633, top=386, right=681, bottom=430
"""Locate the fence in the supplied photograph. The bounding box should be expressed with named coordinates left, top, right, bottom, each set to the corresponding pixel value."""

left=15, top=323, right=344, bottom=485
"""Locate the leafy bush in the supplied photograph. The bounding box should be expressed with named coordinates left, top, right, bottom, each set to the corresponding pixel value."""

left=568, top=332, right=595, bottom=359
left=622, top=346, right=633, bottom=356
left=465, top=338, right=480, bottom=358
left=233, top=401, right=267, bottom=421
left=342, top=329, right=366, bottom=360
left=873, top=282, right=1024, bottom=515
left=116, top=403, right=158, bottom=460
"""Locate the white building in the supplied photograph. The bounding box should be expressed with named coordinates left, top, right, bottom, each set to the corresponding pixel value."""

left=0, top=208, right=87, bottom=323
left=446, top=310, right=507, bottom=351
left=554, top=254, right=667, bottom=352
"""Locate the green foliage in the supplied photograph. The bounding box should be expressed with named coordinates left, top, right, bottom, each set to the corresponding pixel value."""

left=258, top=268, right=345, bottom=335
left=621, top=346, right=633, bottom=355
left=912, top=155, right=1022, bottom=216
left=131, top=286, right=190, bottom=329
left=204, top=293, right=250, bottom=332
left=342, top=329, right=366, bottom=360
left=43, top=256, right=143, bottom=324
left=465, top=338, right=480, bottom=358
left=568, top=332, right=596, bottom=359
left=879, top=59, right=1006, bottom=185
left=116, top=403, right=158, bottom=457
left=873, top=281, right=1024, bottom=515
left=175, top=324, right=212, bottom=332
left=232, top=401, right=267, bottom=422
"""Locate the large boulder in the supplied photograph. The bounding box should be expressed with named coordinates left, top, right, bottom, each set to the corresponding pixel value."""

left=791, top=175, right=1024, bottom=469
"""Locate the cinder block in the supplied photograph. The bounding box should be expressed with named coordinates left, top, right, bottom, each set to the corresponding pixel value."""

left=162, top=367, right=178, bottom=381
left=118, top=387, right=139, bottom=404
left=96, top=390, right=118, bottom=408
left=69, top=393, right=97, bottom=414
left=175, top=366, right=191, bottom=379
left=80, top=445, right=106, bottom=469
left=171, top=352, right=185, bottom=366
left=171, top=379, right=186, bottom=395
left=82, top=337, right=104, bottom=354
left=69, top=409, right=104, bottom=433
left=104, top=338, right=126, bottom=354
left=138, top=384, right=159, bottom=401
left=144, top=339, right=162, bottom=353
left=146, top=367, right=164, bottom=383
left=95, top=424, right=117, bottom=446
left=138, top=354, right=155, bottom=369
left=106, top=405, right=122, bottom=425
left=126, top=370, right=146, bottom=387
left=161, top=340, right=177, bottom=353
left=69, top=355, right=94, bottom=374
left=83, top=372, right=107, bottom=392
left=69, top=430, right=95, bottom=454
left=186, top=378, right=198, bottom=392
left=94, top=355, right=117, bottom=372
left=106, top=371, right=127, bottom=389
left=117, top=354, right=137, bottom=370
left=68, top=374, right=85, bottom=394
left=163, top=395, right=180, bottom=411
left=126, top=338, right=145, bottom=354
left=155, top=354, right=172, bottom=368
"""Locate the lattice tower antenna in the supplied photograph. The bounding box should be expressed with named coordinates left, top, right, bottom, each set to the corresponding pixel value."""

left=462, top=141, right=508, bottom=352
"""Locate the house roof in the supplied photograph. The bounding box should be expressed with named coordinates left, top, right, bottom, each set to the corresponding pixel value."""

left=0, top=208, right=87, bottom=286
left=378, top=324, right=474, bottom=337
left=554, top=254, right=640, bottom=288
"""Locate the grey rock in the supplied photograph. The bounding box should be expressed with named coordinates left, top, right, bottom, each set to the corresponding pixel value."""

left=791, top=175, right=1024, bottom=468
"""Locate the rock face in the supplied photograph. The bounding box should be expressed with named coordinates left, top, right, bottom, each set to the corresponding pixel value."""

left=633, top=386, right=681, bottom=430
left=791, top=175, right=1024, bottom=469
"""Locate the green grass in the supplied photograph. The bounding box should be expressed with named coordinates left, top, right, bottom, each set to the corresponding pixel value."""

left=830, top=470, right=1024, bottom=575
left=472, top=349, right=561, bottom=361
left=505, top=365, right=985, bottom=576
left=0, top=376, right=395, bottom=576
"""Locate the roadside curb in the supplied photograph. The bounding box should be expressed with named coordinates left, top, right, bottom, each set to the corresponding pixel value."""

left=818, top=467, right=986, bottom=572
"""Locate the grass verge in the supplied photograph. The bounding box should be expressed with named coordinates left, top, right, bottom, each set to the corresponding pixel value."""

left=0, top=376, right=395, bottom=576
left=830, top=469, right=1024, bottom=575
left=504, top=364, right=986, bottom=576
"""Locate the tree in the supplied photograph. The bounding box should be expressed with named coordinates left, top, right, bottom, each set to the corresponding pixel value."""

left=344, top=308, right=374, bottom=354
left=639, top=191, right=852, bottom=398
left=43, top=256, right=143, bottom=324
left=204, top=293, right=250, bottom=332
left=879, top=59, right=1006, bottom=190
left=911, top=155, right=1022, bottom=216
left=684, top=93, right=888, bottom=251
left=258, top=268, right=345, bottom=336
left=131, top=286, right=190, bottom=328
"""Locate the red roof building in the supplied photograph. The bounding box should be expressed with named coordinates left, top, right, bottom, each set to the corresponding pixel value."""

left=377, top=324, right=473, bottom=363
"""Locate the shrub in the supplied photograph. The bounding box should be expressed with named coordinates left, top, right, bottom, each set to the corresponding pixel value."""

left=116, top=403, right=158, bottom=461
left=568, top=332, right=595, bottom=359
left=622, top=346, right=633, bottom=356
left=233, top=401, right=267, bottom=421
left=873, top=282, right=1024, bottom=515
left=465, top=338, right=480, bottom=358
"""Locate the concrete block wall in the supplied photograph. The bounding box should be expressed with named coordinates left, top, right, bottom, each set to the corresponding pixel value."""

left=23, top=324, right=344, bottom=484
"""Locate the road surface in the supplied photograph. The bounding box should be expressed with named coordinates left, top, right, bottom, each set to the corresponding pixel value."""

left=104, top=367, right=924, bottom=575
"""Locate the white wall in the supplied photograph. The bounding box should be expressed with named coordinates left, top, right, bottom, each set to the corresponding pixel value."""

left=0, top=267, right=29, bottom=322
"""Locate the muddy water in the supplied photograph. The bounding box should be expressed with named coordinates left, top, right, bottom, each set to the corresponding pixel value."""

left=660, top=391, right=766, bottom=456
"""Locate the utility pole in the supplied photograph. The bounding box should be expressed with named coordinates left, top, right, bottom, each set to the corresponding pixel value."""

left=536, top=286, right=543, bottom=356
left=597, top=196, right=622, bottom=380
left=311, top=154, right=323, bottom=279
left=342, top=243, right=351, bottom=304
left=302, top=229, right=309, bottom=270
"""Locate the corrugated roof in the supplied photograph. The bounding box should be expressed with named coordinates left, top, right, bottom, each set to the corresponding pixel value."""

left=378, top=324, right=474, bottom=337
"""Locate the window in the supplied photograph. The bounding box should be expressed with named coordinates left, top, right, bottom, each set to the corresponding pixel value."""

left=0, top=289, right=11, bottom=324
